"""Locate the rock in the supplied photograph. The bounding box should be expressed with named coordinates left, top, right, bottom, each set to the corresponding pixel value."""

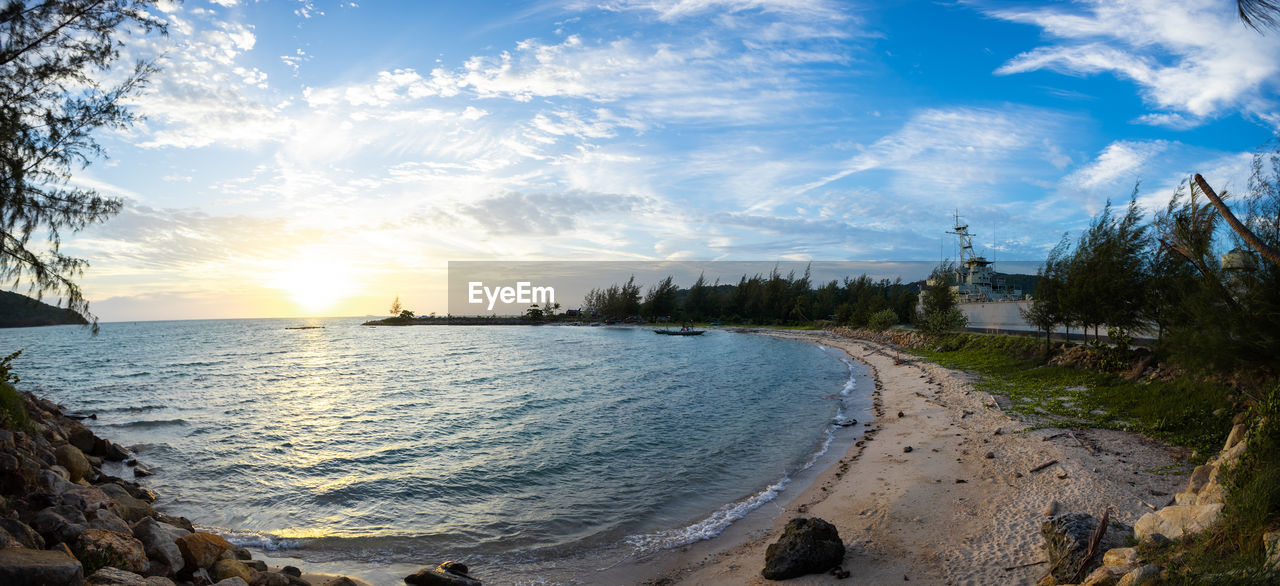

left=282, top=566, right=302, bottom=577
left=1103, top=547, right=1139, bottom=567
left=89, top=508, right=134, bottom=534
left=77, top=528, right=149, bottom=573
left=228, top=544, right=252, bottom=560
left=0, top=546, right=84, bottom=585
left=1173, top=492, right=1196, bottom=506
left=30, top=504, right=89, bottom=545
left=985, top=451, right=995, bottom=459
left=244, top=560, right=267, bottom=571
left=1081, top=564, right=1130, bottom=586
left=55, top=444, right=92, bottom=483
left=131, top=517, right=185, bottom=573
left=69, top=425, right=98, bottom=454
left=102, top=440, right=130, bottom=462
left=0, top=518, right=45, bottom=550
left=1042, top=500, right=1059, bottom=517
left=212, top=559, right=254, bottom=583
left=404, top=561, right=483, bottom=586
left=38, top=468, right=75, bottom=494
left=903, top=446, right=913, bottom=453
left=1264, top=532, right=1280, bottom=571
left=761, top=517, right=845, bottom=580
left=322, top=578, right=359, bottom=586
left=1186, top=465, right=1213, bottom=494
left=1216, top=439, right=1248, bottom=468
left=88, top=566, right=149, bottom=585
left=1040, top=513, right=1133, bottom=584
left=264, top=572, right=293, bottom=586
left=1223, top=423, right=1248, bottom=450
left=98, top=483, right=155, bottom=523
left=1133, top=504, right=1223, bottom=541
left=176, top=531, right=231, bottom=571
left=1115, top=564, right=1161, bottom=586
left=153, top=514, right=194, bottom=533
left=62, top=485, right=117, bottom=514
left=214, top=578, right=249, bottom=586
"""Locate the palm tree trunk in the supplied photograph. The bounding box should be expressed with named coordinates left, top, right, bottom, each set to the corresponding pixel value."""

left=1194, top=174, right=1280, bottom=266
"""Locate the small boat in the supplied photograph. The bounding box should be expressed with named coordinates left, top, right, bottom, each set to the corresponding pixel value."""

left=654, top=329, right=704, bottom=336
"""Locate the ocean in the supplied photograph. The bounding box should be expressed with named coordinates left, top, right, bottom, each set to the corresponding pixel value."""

left=2, top=319, right=871, bottom=583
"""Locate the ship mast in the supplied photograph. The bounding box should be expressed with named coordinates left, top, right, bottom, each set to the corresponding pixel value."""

left=946, top=211, right=975, bottom=266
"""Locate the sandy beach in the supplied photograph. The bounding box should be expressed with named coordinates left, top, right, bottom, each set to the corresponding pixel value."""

left=618, top=330, right=1191, bottom=585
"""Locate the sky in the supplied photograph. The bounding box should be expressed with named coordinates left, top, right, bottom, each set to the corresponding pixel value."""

left=41, top=0, right=1280, bottom=320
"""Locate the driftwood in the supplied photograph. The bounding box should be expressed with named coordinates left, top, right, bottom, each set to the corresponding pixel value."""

left=1030, top=459, right=1060, bottom=473
left=1004, top=560, right=1048, bottom=571
left=1071, top=507, right=1113, bottom=583
left=1193, top=173, right=1280, bottom=267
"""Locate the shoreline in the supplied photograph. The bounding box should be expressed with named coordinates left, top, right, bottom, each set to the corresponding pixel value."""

left=620, top=330, right=1191, bottom=585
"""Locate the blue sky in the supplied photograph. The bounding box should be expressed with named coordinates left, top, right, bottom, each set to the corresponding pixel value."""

left=58, top=0, right=1280, bottom=319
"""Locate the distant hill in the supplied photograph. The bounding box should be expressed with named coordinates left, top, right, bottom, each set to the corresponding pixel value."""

left=0, top=291, right=89, bottom=328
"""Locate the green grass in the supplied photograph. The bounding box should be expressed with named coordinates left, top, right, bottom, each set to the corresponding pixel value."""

left=0, top=382, right=31, bottom=432
left=908, top=333, right=1233, bottom=459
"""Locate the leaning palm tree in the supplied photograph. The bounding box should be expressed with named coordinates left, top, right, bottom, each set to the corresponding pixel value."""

left=1239, top=0, right=1280, bottom=30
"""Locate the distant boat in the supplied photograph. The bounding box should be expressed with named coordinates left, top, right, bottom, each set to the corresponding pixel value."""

left=654, top=329, right=704, bottom=336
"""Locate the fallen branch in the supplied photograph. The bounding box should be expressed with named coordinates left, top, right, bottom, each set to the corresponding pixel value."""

left=1004, top=560, right=1048, bottom=571
left=1030, top=459, right=1059, bottom=474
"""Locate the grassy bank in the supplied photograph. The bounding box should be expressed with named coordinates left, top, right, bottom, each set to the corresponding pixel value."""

left=902, top=332, right=1235, bottom=460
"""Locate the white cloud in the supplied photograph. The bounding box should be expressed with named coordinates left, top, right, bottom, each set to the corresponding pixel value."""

left=1065, top=140, right=1170, bottom=190
left=587, top=0, right=846, bottom=22
left=989, top=0, right=1280, bottom=125
left=801, top=106, right=1076, bottom=201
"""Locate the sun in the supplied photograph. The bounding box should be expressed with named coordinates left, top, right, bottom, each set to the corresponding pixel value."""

left=267, top=253, right=359, bottom=315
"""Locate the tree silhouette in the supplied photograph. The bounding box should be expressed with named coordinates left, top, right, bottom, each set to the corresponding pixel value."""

left=1, top=0, right=164, bottom=331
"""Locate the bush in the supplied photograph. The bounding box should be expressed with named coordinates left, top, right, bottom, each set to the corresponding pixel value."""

left=868, top=309, right=898, bottom=331
left=920, top=307, right=968, bottom=334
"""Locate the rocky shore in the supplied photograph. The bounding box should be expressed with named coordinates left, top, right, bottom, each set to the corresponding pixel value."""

left=0, top=389, right=381, bottom=586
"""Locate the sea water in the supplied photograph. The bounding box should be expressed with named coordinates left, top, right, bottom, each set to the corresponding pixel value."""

left=2, top=319, right=869, bottom=582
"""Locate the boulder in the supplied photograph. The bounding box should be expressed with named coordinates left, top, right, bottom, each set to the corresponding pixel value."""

left=76, top=528, right=149, bottom=573
left=1115, top=564, right=1161, bottom=585
left=244, top=559, right=267, bottom=571
left=98, top=483, right=155, bottom=523
left=1264, top=532, right=1280, bottom=572
left=212, top=559, right=255, bottom=583
left=176, top=531, right=231, bottom=571
left=1133, top=504, right=1223, bottom=541
left=38, top=468, right=75, bottom=494
left=1223, top=423, right=1248, bottom=451
left=1040, top=513, right=1133, bottom=584
left=1185, top=465, right=1212, bottom=494
left=0, top=546, right=84, bottom=585
left=321, top=578, right=359, bottom=586
left=68, top=425, right=98, bottom=454
left=761, top=517, right=845, bottom=580
left=30, top=504, right=89, bottom=545
left=62, top=485, right=118, bottom=515
left=404, top=561, right=483, bottom=586
left=213, top=578, right=249, bottom=586
left=55, top=444, right=92, bottom=483
left=1102, top=547, right=1139, bottom=567
left=264, top=572, right=293, bottom=586
left=0, top=518, right=45, bottom=550
left=1081, top=564, right=1131, bottom=586
left=87, top=566, right=149, bottom=585
left=131, top=517, right=185, bottom=573
left=89, top=508, right=134, bottom=535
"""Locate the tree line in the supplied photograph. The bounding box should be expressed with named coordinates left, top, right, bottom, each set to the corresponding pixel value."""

left=581, top=267, right=920, bottom=328
left=1021, top=140, right=1280, bottom=373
